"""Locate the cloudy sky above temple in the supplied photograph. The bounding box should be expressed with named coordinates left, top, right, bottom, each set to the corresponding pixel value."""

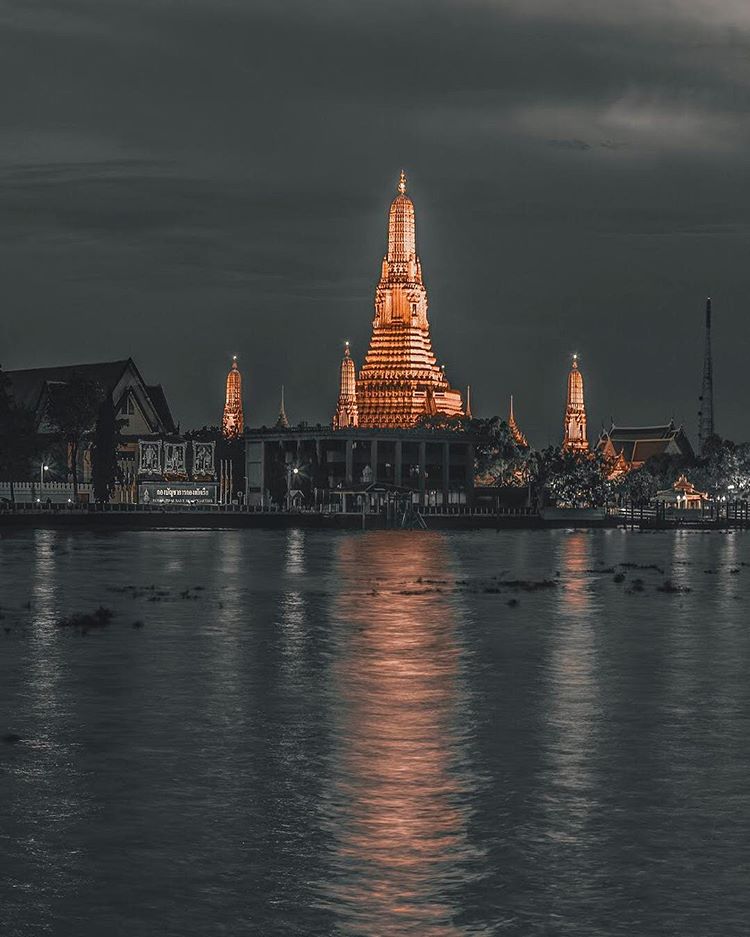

left=1, top=0, right=749, bottom=443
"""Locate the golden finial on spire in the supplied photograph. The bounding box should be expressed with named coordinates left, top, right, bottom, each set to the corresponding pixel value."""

left=398, top=169, right=407, bottom=195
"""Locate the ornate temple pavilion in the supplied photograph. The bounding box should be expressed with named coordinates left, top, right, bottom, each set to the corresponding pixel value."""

left=598, top=421, right=694, bottom=470
left=344, top=171, right=464, bottom=429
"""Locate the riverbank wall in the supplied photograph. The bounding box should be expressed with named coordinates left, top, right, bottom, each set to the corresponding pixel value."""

left=1, top=508, right=743, bottom=531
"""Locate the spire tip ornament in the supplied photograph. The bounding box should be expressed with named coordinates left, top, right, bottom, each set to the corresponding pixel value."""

left=508, top=394, right=529, bottom=448
left=398, top=169, right=407, bottom=195
left=698, top=296, right=715, bottom=451
left=275, top=385, right=290, bottom=430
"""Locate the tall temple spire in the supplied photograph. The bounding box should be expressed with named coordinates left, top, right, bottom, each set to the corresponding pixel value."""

left=356, top=172, right=464, bottom=428
left=562, top=355, right=589, bottom=452
left=387, top=169, right=417, bottom=265
left=275, top=385, right=289, bottom=429
left=221, top=355, right=244, bottom=439
left=333, top=341, right=359, bottom=429
left=508, top=395, right=528, bottom=448
left=697, top=296, right=714, bottom=452
left=465, top=385, right=472, bottom=420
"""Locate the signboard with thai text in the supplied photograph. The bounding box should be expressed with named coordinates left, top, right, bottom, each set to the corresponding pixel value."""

left=138, top=482, right=217, bottom=505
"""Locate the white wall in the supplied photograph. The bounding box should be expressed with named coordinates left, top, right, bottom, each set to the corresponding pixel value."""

left=0, top=482, right=93, bottom=504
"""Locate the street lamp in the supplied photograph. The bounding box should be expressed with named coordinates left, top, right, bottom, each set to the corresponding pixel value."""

left=40, top=463, right=49, bottom=502
left=286, top=465, right=300, bottom=510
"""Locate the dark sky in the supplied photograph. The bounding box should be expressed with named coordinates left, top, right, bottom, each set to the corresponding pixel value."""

left=1, top=0, right=748, bottom=445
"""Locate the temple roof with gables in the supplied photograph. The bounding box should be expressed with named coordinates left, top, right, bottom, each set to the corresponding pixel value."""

left=3, top=358, right=176, bottom=435
left=598, top=420, right=694, bottom=465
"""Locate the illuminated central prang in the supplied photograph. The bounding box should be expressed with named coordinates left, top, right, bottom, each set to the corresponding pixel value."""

left=355, top=171, right=464, bottom=428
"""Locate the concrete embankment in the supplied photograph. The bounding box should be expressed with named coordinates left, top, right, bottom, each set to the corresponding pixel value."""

left=0, top=509, right=622, bottom=531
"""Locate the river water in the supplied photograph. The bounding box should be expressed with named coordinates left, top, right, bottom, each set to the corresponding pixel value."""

left=1, top=528, right=748, bottom=936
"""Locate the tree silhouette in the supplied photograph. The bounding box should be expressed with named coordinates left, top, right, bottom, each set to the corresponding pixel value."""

left=0, top=368, right=39, bottom=502
left=92, top=396, right=125, bottom=502
left=46, top=373, right=103, bottom=500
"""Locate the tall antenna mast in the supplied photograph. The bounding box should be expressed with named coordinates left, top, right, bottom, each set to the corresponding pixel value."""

left=697, top=297, right=714, bottom=451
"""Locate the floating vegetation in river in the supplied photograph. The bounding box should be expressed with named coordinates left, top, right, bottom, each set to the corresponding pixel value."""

left=57, top=606, right=114, bottom=631
left=620, top=562, right=665, bottom=574
left=657, top=580, right=691, bottom=594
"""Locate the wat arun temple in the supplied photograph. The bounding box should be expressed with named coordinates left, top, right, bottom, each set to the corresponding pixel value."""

left=334, top=171, right=464, bottom=430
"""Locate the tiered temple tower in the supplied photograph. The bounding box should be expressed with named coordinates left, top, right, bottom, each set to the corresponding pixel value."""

left=355, top=171, right=464, bottom=427
left=508, top=395, right=528, bottom=448
left=333, top=342, right=359, bottom=429
left=222, top=356, right=244, bottom=438
left=562, top=355, right=589, bottom=452
left=275, top=385, right=290, bottom=429
left=697, top=296, right=714, bottom=452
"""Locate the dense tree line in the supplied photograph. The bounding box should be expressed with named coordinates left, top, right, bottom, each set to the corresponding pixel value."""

left=470, top=419, right=750, bottom=510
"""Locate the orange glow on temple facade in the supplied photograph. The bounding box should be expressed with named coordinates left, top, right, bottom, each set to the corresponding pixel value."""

left=222, top=355, right=244, bottom=438
left=333, top=341, right=359, bottom=429
left=352, top=171, right=464, bottom=428
left=562, top=354, right=589, bottom=452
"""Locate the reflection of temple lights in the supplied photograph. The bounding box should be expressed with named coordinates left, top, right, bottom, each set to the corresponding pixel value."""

left=543, top=531, right=601, bottom=842
left=323, top=532, right=477, bottom=935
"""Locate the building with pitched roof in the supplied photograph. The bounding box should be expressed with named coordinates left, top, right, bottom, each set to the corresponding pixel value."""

left=598, top=421, right=694, bottom=471
left=3, top=358, right=177, bottom=494
left=4, top=358, right=176, bottom=437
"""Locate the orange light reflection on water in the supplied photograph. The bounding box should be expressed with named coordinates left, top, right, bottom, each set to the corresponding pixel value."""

left=322, top=533, right=482, bottom=937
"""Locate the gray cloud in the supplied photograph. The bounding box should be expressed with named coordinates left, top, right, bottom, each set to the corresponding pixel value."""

left=0, top=0, right=748, bottom=443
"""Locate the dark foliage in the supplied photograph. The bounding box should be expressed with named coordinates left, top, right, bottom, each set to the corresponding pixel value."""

left=92, top=396, right=125, bottom=502
left=0, top=368, right=40, bottom=500
left=46, top=372, right=103, bottom=498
